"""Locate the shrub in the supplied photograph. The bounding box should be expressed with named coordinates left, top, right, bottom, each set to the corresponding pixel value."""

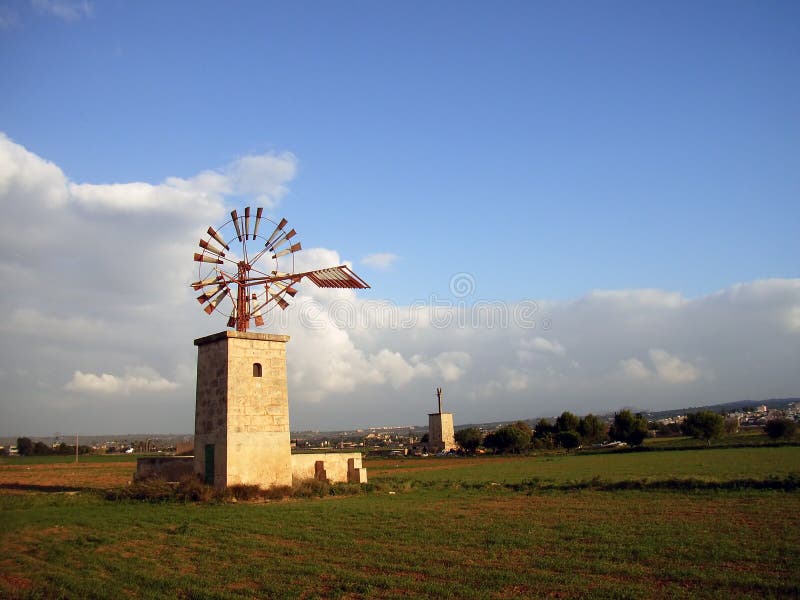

left=555, top=430, right=581, bottom=450
left=175, top=475, right=215, bottom=502
left=226, top=483, right=264, bottom=502
left=106, top=477, right=175, bottom=502
left=262, top=485, right=293, bottom=500
left=292, top=478, right=331, bottom=498
left=765, top=418, right=797, bottom=440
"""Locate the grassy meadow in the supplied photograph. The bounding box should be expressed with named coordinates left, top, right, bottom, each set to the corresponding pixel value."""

left=1, top=445, right=799, bottom=599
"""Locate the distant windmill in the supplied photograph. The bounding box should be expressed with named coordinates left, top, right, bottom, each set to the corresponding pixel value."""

left=428, top=386, right=455, bottom=453
left=192, top=207, right=369, bottom=331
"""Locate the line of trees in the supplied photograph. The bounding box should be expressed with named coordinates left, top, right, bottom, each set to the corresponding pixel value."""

left=455, top=410, right=620, bottom=454
left=453, top=408, right=765, bottom=454
left=15, top=437, right=91, bottom=457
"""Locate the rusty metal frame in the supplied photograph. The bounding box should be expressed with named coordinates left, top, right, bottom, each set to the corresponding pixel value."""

left=192, top=208, right=370, bottom=331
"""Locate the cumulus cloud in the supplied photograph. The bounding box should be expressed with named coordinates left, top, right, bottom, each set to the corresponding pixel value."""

left=619, top=358, right=651, bottom=381
left=618, top=350, right=703, bottom=384
left=361, top=253, right=399, bottom=270
left=369, top=349, right=432, bottom=388
left=648, top=349, right=702, bottom=384
left=0, top=134, right=300, bottom=432
left=584, top=288, right=685, bottom=309
left=226, top=153, right=297, bottom=206
left=69, top=151, right=296, bottom=214
left=434, top=351, right=471, bottom=382
left=1, top=133, right=799, bottom=435
left=65, top=368, right=178, bottom=395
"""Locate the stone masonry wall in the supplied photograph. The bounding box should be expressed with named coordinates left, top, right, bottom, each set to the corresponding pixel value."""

left=193, top=334, right=229, bottom=485
left=193, top=331, right=292, bottom=488
left=225, top=334, right=292, bottom=487
left=291, top=453, right=368, bottom=484
left=427, top=412, right=456, bottom=453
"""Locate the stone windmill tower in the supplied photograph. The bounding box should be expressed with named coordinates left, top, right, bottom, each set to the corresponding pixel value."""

left=191, top=208, right=370, bottom=488
left=427, top=387, right=455, bottom=453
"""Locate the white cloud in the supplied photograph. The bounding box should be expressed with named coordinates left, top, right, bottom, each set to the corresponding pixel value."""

left=31, top=0, right=92, bottom=22
left=648, top=349, right=702, bottom=384
left=499, top=367, right=530, bottom=392
left=361, top=253, right=399, bottom=270
left=619, top=358, right=651, bottom=381
left=787, top=306, right=800, bottom=333
left=69, top=151, right=296, bottom=214
left=370, top=349, right=433, bottom=388
left=434, top=351, right=471, bottom=382
left=65, top=368, right=179, bottom=395
left=521, top=336, right=566, bottom=357
left=477, top=367, right=534, bottom=398
left=226, top=153, right=297, bottom=207
left=585, top=288, right=685, bottom=309
left=617, top=350, right=703, bottom=384
left=0, top=132, right=69, bottom=208
left=1, top=133, right=799, bottom=434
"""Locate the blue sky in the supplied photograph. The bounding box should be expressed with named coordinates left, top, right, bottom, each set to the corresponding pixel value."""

left=3, top=0, right=798, bottom=301
left=0, top=1, right=798, bottom=434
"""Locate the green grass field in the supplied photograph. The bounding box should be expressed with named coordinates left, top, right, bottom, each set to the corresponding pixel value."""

left=1, top=446, right=799, bottom=599
left=0, top=454, right=139, bottom=466
left=368, top=446, right=800, bottom=486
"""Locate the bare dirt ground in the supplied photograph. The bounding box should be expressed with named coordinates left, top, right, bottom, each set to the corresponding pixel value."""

left=0, top=461, right=135, bottom=493
left=0, top=457, right=513, bottom=491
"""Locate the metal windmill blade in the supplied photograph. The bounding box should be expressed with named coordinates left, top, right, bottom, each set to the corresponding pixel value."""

left=297, top=265, right=371, bottom=289
left=191, top=207, right=370, bottom=331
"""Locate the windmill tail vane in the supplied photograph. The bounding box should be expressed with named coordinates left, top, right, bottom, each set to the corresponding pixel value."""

left=191, top=206, right=370, bottom=332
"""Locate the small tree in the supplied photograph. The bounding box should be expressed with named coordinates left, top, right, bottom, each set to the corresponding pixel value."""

left=532, top=418, right=555, bottom=449
left=723, top=417, right=740, bottom=435
left=533, top=418, right=555, bottom=438
left=454, top=428, right=482, bottom=453
left=609, top=410, right=648, bottom=446
left=577, top=414, right=607, bottom=444
left=484, top=423, right=531, bottom=454
left=32, top=441, right=52, bottom=456
left=555, top=411, right=580, bottom=432
left=16, top=437, right=33, bottom=456
left=681, top=411, right=724, bottom=446
left=765, top=418, right=797, bottom=440
left=512, top=421, right=533, bottom=438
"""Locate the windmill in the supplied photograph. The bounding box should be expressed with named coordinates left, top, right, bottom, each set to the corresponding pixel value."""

left=192, top=207, right=369, bottom=331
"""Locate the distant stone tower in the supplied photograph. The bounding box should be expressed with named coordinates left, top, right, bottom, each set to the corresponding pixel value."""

left=427, top=387, right=455, bottom=453
left=193, top=331, right=292, bottom=488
